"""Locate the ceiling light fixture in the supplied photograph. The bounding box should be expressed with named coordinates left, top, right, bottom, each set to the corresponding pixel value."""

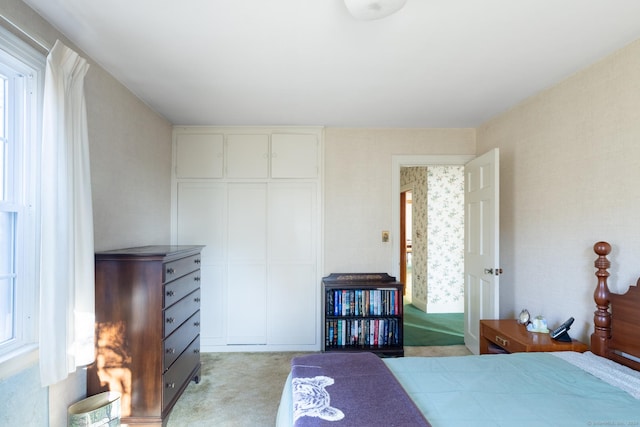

left=344, top=0, right=408, bottom=21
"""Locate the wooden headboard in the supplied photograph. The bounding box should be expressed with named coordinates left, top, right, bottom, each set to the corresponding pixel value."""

left=591, top=241, right=640, bottom=371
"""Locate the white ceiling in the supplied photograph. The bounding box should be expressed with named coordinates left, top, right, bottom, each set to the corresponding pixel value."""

left=21, top=0, right=640, bottom=127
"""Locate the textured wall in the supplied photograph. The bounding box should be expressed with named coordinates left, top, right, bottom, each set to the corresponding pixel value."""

left=88, top=69, right=172, bottom=251
left=477, top=38, right=640, bottom=343
left=0, top=1, right=172, bottom=426
left=323, top=128, right=476, bottom=275
left=0, top=364, right=47, bottom=426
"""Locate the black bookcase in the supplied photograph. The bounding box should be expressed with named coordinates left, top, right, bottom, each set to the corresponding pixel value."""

left=322, top=273, right=404, bottom=357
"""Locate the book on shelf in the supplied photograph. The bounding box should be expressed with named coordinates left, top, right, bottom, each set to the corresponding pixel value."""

left=324, top=318, right=400, bottom=349
left=325, top=288, right=400, bottom=317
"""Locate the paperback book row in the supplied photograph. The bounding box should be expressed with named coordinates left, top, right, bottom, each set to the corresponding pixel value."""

left=326, top=288, right=400, bottom=317
left=324, top=318, right=401, bottom=348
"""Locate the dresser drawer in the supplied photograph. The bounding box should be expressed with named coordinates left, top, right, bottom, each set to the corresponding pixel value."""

left=163, top=336, right=200, bottom=412
left=164, top=289, right=201, bottom=337
left=164, top=254, right=201, bottom=282
left=483, top=324, right=526, bottom=353
left=164, top=310, right=200, bottom=371
left=164, top=270, right=200, bottom=308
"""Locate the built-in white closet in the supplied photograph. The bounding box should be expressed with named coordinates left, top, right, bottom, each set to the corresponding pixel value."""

left=172, top=127, right=322, bottom=352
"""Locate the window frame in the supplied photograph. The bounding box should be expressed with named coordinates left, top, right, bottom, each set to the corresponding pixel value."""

left=0, top=24, right=44, bottom=379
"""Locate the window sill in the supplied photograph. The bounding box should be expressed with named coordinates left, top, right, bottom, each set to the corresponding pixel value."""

left=0, top=344, right=39, bottom=381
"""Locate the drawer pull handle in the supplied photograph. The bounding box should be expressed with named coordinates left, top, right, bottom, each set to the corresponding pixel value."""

left=194, top=276, right=201, bottom=282
left=166, top=347, right=175, bottom=354
left=166, top=290, right=174, bottom=297
left=194, top=259, right=201, bottom=264
left=166, top=317, right=175, bottom=324
left=167, top=268, right=175, bottom=275
left=166, top=382, right=176, bottom=389
left=496, top=336, right=508, bottom=347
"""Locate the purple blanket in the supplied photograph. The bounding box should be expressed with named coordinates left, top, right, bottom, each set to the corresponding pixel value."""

left=291, top=352, right=431, bottom=427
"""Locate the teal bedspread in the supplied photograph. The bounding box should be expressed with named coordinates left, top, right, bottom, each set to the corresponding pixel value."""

left=277, top=352, right=640, bottom=427
left=384, top=352, right=640, bottom=427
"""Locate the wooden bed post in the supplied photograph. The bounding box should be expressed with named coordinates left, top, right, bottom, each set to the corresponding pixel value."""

left=591, top=241, right=611, bottom=357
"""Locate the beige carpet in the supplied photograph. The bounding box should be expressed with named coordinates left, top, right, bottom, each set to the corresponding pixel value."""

left=167, top=346, right=471, bottom=427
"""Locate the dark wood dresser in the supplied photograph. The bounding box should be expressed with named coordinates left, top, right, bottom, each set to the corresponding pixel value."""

left=87, top=245, right=204, bottom=426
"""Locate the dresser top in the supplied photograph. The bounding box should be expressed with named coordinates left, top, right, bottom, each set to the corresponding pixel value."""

left=96, top=245, right=204, bottom=259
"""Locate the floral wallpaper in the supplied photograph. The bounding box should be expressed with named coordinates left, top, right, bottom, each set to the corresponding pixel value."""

left=426, top=166, right=464, bottom=313
left=401, top=166, right=464, bottom=313
left=400, top=167, right=427, bottom=305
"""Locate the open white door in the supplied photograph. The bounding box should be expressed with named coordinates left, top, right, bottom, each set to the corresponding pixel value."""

left=464, top=148, right=500, bottom=354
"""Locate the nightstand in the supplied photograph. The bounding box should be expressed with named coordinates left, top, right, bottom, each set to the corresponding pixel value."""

left=479, top=319, right=588, bottom=354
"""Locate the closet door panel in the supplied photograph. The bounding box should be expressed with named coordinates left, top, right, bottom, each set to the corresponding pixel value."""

left=176, top=183, right=227, bottom=346
left=267, top=182, right=318, bottom=345
left=268, top=183, right=317, bottom=262
left=227, top=184, right=267, bottom=260
left=175, top=133, right=224, bottom=178
left=271, top=133, right=318, bottom=178
left=176, top=182, right=226, bottom=264
left=199, top=264, right=225, bottom=346
left=227, top=263, right=267, bottom=344
left=268, top=263, right=316, bottom=345
left=226, top=184, right=267, bottom=344
left=226, top=134, right=269, bottom=178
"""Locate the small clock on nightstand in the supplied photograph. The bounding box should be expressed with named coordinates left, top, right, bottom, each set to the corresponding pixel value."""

left=517, top=309, right=531, bottom=326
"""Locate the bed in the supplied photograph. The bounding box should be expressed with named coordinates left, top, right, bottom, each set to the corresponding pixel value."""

left=276, top=241, right=640, bottom=426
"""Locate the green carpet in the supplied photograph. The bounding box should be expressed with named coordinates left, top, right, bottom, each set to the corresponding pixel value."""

left=403, top=304, right=464, bottom=346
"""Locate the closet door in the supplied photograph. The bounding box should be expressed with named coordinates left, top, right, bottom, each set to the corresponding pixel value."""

left=226, top=183, right=267, bottom=344
left=267, top=182, right=317, bottom=345
left=173, top=127, right=322, bottom=351
left=226, top=134, right=269, bottom=178
left=176, top=182, right=226, bottom=346
left=175, top=133, right=224, bottom=178
left=271, top=133, right=318, bottom=178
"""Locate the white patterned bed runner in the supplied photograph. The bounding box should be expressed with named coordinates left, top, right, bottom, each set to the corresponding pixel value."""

left=552, top=351, right=640, bottom=399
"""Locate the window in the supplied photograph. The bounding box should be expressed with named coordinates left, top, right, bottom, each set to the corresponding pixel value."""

left=0, top=26, right=44, bottom=374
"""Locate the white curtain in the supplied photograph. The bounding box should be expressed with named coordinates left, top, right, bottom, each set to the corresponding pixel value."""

left=39, top=40, right=95, bottom=387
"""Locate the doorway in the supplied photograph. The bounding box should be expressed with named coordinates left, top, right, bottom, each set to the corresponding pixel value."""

left=392, top=152, right=500, bottom=352
left=399, top=164, right=465, bottom=314
left=392, top=155, right=474, bottom=285
left=392, top=156, right=475, bottom=346
left=400, top=188, right=412, bottom=303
